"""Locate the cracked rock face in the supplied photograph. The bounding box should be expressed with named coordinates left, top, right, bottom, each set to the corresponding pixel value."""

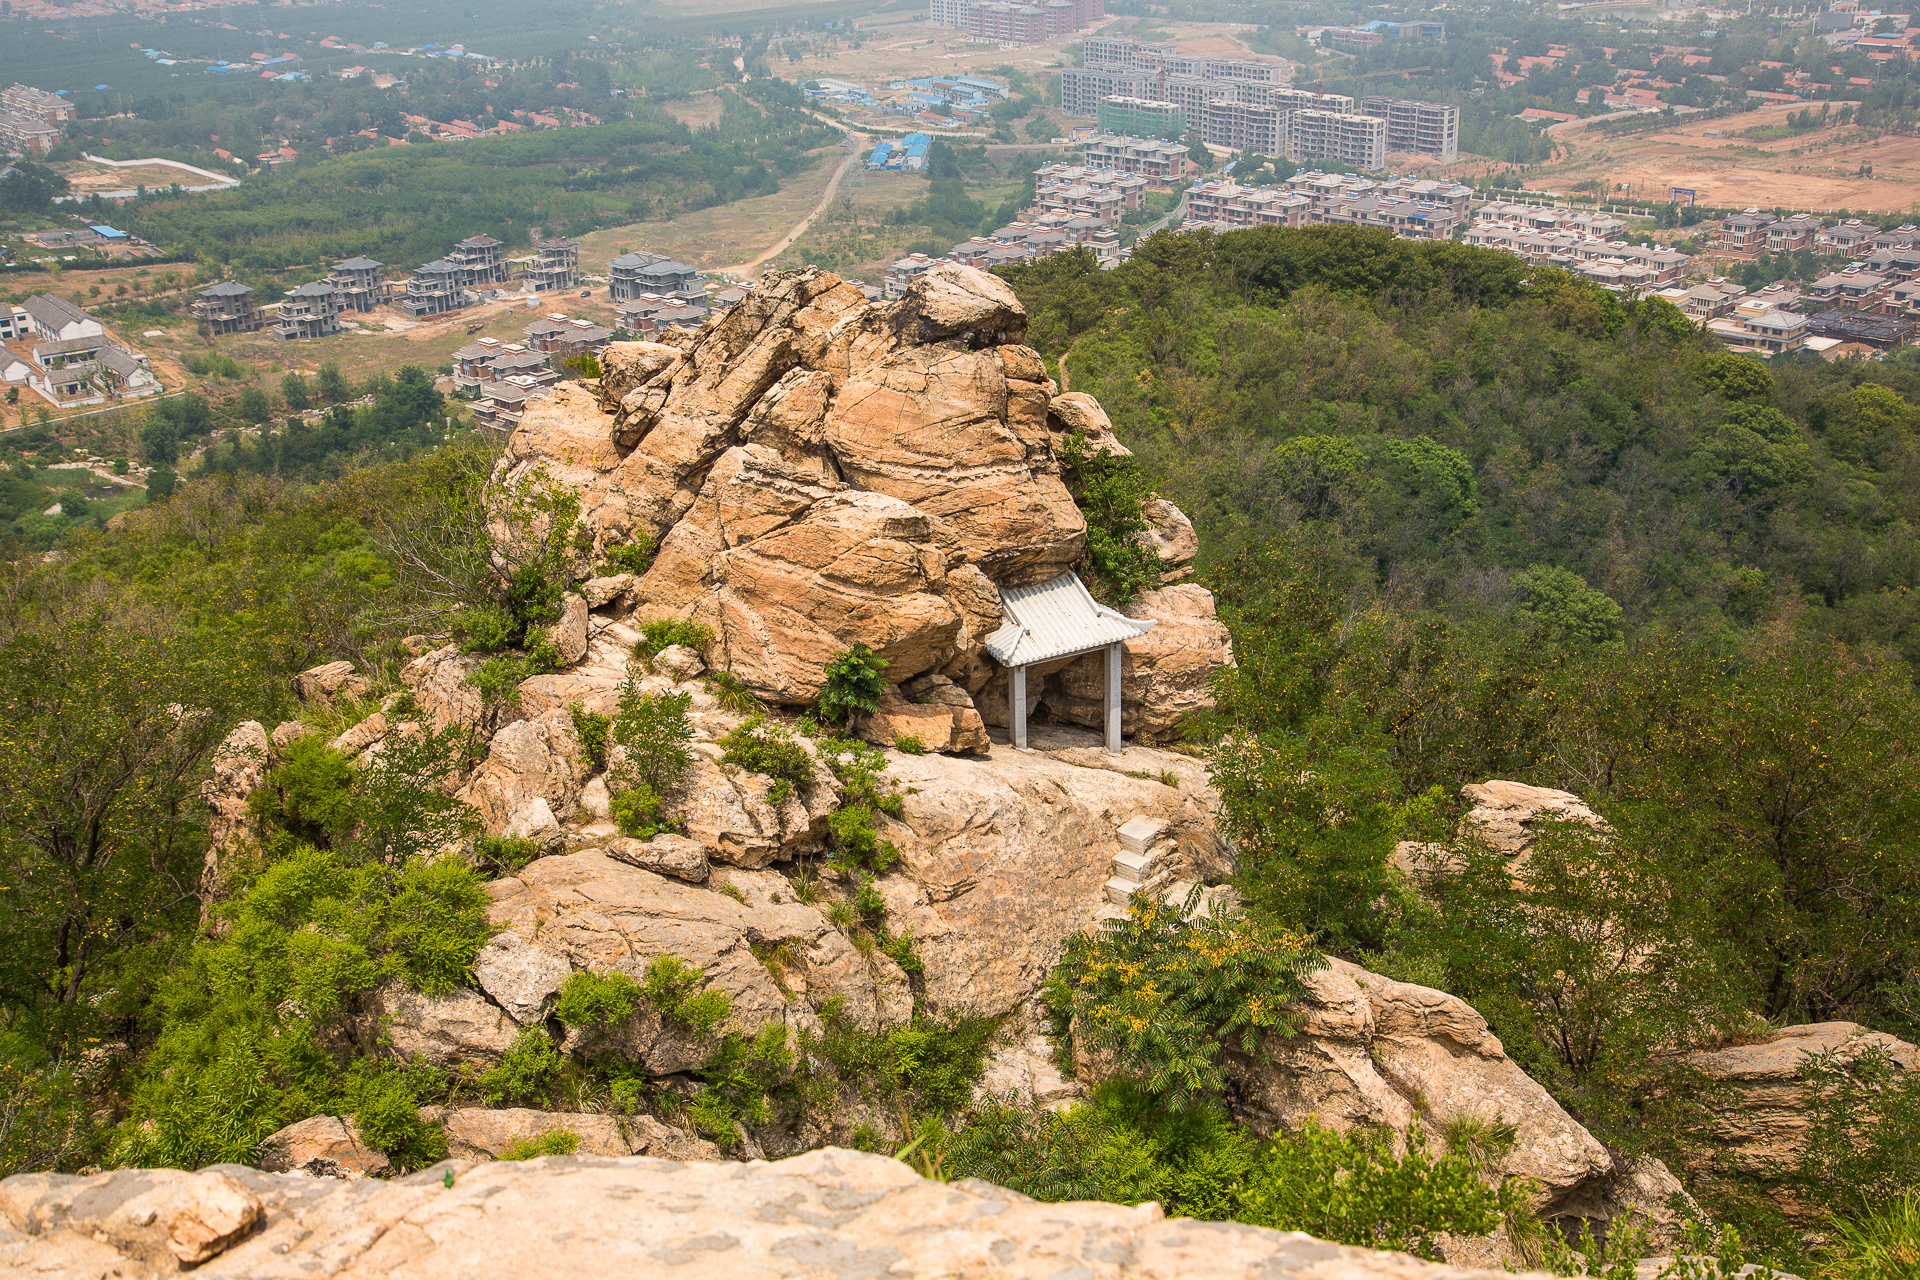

left=500, top=263, right=1102, bottom=708
left=0, top=1147, right=1555, bottom=1279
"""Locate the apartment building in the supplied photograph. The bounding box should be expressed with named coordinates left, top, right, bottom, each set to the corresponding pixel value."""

left=1059, top=66, right=1156, bottom=116
left=1358, top=95, right=1460, bottom=161
left=1288, top=110, right=1386, bottom=171
left=1270, top=87, right=1356, bottom=112
left=961, top=0, right=1101, bottom=44
left=192, top=282, right=263, bottom=336
left=524, top=240, right=580, bottom=293
left=1203, top=99, right=1287, bottom=154
left=1079, top=133, right=1192, bottom=187
left=1184, top=180, right=1313, bottom=228
left=1064, top=38, right=1293, bottom=119
left=327, top=257, right=391, bottom=312
left=1707, top=300, right=1809, bottom=353
left=0, top=84, right=75, bottom=157
left=884, top=252, right=943, bottom=299
left=1096, top=97, right=1185, bottom=140
left=1807, top=267, right=1891, bottom=311
left=1717, top=211, right=1773, bottom=254
left=615, top=296, right=708, bottom=335
left=274, top=281, right=344, bottom=340
left=1818, top=220, right=1877, bottom=256
left=472, top=377, right=548, bottom=432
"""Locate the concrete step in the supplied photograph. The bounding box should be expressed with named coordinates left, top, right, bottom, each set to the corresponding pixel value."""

left=1118, top=815, right=1169, bottom=856
left=1104, top=876, right=1139, bottom=907
left=1110, top=850, right=1151, bottom=882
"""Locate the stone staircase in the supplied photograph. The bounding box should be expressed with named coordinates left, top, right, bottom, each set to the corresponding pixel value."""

left=1100, top=815, right=1233, bottom=922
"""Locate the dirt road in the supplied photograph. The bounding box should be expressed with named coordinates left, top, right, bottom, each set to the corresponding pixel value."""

left=719, top=127, right=868, bottom=278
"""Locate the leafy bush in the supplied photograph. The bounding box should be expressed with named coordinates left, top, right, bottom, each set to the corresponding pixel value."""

left=1058, top=431, right=1162, bottom=604
left=472, top=835, right=542, bottom=880
left=568, top=701, right=611, bottom=769
left=634, top=617, right=713, bottom=660
left=610, top=679, right=693, bottom=795
left=1054, top=894, right=1320, bottom=1104
left=610, top=783, right=667, bottom=839
left=596, top=538, right=654, bottom=577
left=254, top=735, right=358, bottom=845
left=352, top=1075, right=449, bottom=1172
left=819, top=644, right=887, bottom=722
left=554, top=970, right=642, bottom=1031
left=499, top=1128, right=582, bottom=1160
left=702, top=670, right=759, bottom=714
left=477, top=1029, right=563, bottom=1106
left=894, top=733, right=926, bottom=756
left=946, top=1081, right=1519, bottom=1260
left=452, top=602, right=519, bottom=654
left=718, top=715, right=814, bottom=803
left=641, top=955, right=732, bottom=1035
left=817, top=737, right=904, bottom=874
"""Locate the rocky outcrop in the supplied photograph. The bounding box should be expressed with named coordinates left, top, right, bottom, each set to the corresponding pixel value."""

left=1686, top=1021, right=1918, bottom=1181
left=291, top=660, right=373, bottom=710
left=496, top=263, right=1229, bottom=715
left=257, top=1116, right=390, bottom=1180
left=0, top=1149, right=1560, bottom=1279
left=1225, top=956, right=1680, bottom=1244
left=360, top=980, right=521, bottom=1070
left=423, top=1107, right=720, bottom=1163
left=197, top=719, right=269, bottom=906
left=1049, top=584, right=1233, bottom=743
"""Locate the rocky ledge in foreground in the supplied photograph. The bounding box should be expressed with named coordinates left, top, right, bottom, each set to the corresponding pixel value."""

left=0, top=1147, right=1548, bottom=1280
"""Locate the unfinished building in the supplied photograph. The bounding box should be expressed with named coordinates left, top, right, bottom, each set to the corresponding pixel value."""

left=1358, top=95, right=1460, bottom=161
left=275, top=281, right=344, bottom=341
left=523, top=240, right=580, bottom=293
left=326, top=257, right=391, bottom=312
left=192, top=282, right=263, bottom=336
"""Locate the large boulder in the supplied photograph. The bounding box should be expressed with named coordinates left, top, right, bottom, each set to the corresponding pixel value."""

left=482, top=851, right=912, bottom=1044
left=361, top=981, right=522, bottom=1070
left=1048, top=584, right=1234, bottom=743
left=257, top=1116, right=390, bottom=1180
left=0, top=1148, right=1571, bottom=1279
left=1686, top=1021, right=1918, bottom=1183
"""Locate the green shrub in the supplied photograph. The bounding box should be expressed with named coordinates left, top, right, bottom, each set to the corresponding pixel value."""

left=1056, top=894, right=1320, bottom=1104
left=255, top=736, right=356, bottom=845
left=472, top=835, right=542, bottom=879
left=1822, top=1189, right=1920, bottom=1280
left=817, top=737, right=904, bottom=874
left=351, top=1075, right=448, bottom=1172
left=477, top=1029, right=563, bottom=1106
left=634, top=618, right=713, bottom=660
left=499, top=1128, right=582, bottom=1160
left=894, top=733, right=926, bottom=755
left=819, top=644, right=887, bottom=722
left=452, top=602, right=519, bottom=654
left=596, top=539, right=654, bottom=577
left=610, top=783, right=666, bottom=839
left=610, top=680, right=693, bottom=795
left=718, top=715, right=814, bottom=803
left=703, top=670, right=760, bottom=714
left=554, top=970, right=642, bottom=1031
left=945, top=1082, right=1519, bottom=1261
left=1058, top=431, right=1162, bottom=604
left=641, top=955, right=732, bottom=1034
left=568, top=701, right=611, bottom=769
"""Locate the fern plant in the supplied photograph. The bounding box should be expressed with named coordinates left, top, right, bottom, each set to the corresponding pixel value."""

left=819, top=643, right=887, bottom=723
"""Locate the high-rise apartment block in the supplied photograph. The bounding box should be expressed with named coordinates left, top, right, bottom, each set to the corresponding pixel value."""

left=1358, top=95, right=1460, bottom=161
left=1287, top=111, right=1387, bottom=172
left=927, top=0, right=1103, bottom=46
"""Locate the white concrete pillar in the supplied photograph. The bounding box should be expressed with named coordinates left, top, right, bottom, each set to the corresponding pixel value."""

left=1011, top=664, right=1028, bottom=750
left=1105, top=642, right=1123, bottom=753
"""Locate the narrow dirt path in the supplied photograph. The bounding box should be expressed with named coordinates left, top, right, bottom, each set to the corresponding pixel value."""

left=720, top=127, right=868, bottom=278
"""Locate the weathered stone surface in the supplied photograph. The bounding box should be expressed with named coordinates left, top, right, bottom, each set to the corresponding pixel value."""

left=399, top=643, right=492, bottom=735
left=471, top=931, right=574, bottom=1026
left=0, top=1148, right=1561, bottom=1280
left=605, top=833, right=710, bottom=883
left=879, top=742, right=1226, bottom=1018
left=1232, top=958, right=1613, bottom=1220
left=423, top=1107, right=720, bottom=1163
left=457, top=714, right=589, bottom=836
left=1459, top=780, right=1607, bottom=865
left=976, top=1033, right=1085, bottom=1112
left=1686, top=1021, right=1918, bottom=1179
left=503, top=797, right=564, bottom=850
left=547, top=593, right=591, bottom=666
left=364, top=980, right=521, bottom=1070
left=292, top=660, right=372, bottom=709
left=652, top=642, right=706, bottom=682
left=1138, top=497, right=1200, bottom=583
left=1051, top=584, right=1234, bottom=743
left=484, top=851, right=911, bottom=1044
left=676, top=744, right=840, bottom=869
left=1048, top=390, right=1131, bottom=457
left=257, top=1116, right=389, bottom=1180
left=198, top=720, right=269, bottom=906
